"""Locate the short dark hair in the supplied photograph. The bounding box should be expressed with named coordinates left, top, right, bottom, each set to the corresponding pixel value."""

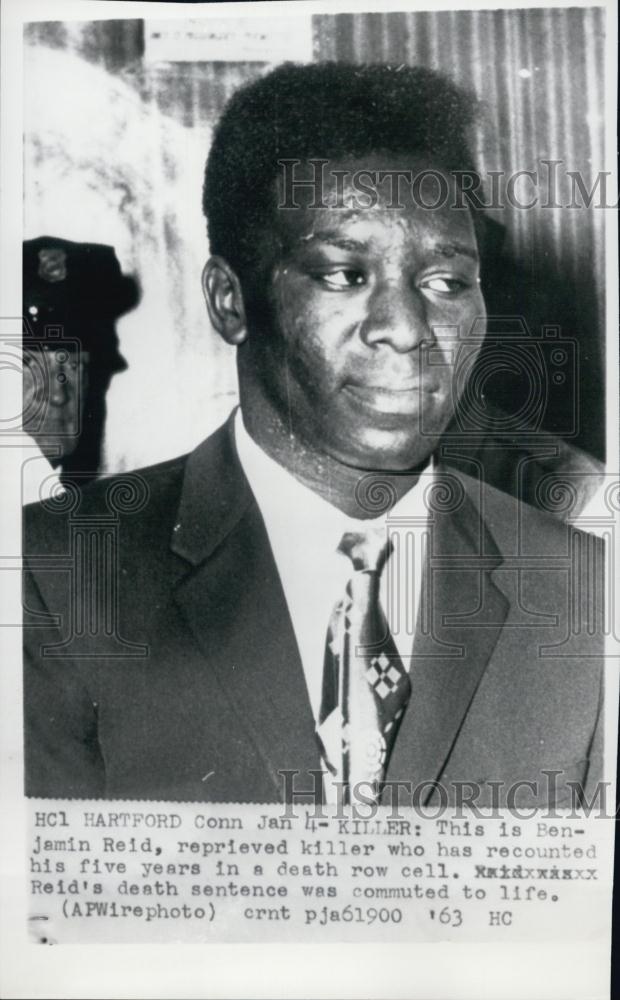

left=203, top=61, right=481, bottom=281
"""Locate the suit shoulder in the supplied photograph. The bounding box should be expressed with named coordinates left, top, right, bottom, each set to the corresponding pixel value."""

left=23, top=452, right=189, bottom=557
left=457, top=468, right=603, bottom=555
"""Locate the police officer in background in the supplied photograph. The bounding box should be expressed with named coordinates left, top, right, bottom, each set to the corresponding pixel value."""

left=22, top=236, right=137, bottom=501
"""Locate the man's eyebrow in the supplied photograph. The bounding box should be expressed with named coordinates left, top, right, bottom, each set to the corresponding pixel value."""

left=294, top=234, right=479, bottom=258
left=432, top=241, right=479, bottom=261
left=297, top=231, right=370, bottom=252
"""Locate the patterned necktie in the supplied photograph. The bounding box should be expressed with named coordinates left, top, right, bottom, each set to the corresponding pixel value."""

left=317, top=530, right=411, bottom=804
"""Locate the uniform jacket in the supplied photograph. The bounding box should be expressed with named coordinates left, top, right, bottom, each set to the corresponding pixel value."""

left=23, top=417, right=604, bottom=807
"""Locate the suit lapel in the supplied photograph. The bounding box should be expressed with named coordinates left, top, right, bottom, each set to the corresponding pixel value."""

left=170, top=424, right=511, bottom=804
left=171, top=418, right=321, bottom=801
left=386, top=473, right=510, bottom=802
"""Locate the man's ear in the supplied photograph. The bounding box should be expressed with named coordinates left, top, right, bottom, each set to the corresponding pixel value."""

left=202, top=256, right=248, bottom=346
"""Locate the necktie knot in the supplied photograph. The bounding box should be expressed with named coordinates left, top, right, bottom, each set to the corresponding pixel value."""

left=338, top=530, right=392, bottom=574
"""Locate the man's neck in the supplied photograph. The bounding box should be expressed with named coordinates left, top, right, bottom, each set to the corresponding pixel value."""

left=239, top=408, right=430, bottom=520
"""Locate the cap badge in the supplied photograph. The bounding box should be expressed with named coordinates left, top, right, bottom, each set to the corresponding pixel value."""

left=37, top=248, right=67, bottom=283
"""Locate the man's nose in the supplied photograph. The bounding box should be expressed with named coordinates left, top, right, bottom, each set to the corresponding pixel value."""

left=359, top=281, right=433, bottom=353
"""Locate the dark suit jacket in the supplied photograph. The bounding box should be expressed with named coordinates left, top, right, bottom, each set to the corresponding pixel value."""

left=23, top=417, right=604, bottom=806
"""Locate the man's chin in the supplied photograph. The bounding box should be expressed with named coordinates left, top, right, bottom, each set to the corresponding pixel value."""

left=331, top=430, right=440, bottom=474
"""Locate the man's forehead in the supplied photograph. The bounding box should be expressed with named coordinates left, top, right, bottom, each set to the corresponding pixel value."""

left=276, top=199, right=478, bottom=252
left=273, top=152, right=475, bottom=245
left=277, top=152, right=459, bottom=192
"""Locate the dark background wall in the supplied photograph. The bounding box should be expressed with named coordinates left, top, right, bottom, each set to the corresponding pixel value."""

left=24, top=8, right=606, bottom=467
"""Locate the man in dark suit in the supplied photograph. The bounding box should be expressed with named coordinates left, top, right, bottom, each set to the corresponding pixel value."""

left=23, top=63, right=604, bottom=808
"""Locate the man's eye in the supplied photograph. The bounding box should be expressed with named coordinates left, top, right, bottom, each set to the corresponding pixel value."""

left=316, top=270, right=365, bottom=289
left=421, top=276, right=469, bottom=295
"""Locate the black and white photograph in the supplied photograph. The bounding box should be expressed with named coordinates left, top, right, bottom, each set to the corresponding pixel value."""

left=1, top=0, right=618, bottom=996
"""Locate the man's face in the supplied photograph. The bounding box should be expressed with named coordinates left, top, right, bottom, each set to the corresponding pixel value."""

left=241, top=154, right=486, bottom=471
left=22, top=346, right=90, bottom=458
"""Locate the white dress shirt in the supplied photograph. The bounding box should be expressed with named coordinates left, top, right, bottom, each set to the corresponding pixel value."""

left=234, top=410, right=431, bottom=723
left=571, top=480, right=614, bottom=539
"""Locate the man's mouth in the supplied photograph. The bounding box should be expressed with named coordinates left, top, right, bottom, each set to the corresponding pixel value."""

left=343, top=380, right=437, bottom=416
left=356, top=383, right=419, bottom=393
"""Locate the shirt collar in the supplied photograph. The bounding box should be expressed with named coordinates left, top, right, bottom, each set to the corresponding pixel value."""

left=234, top=408, right=432, bottom=555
